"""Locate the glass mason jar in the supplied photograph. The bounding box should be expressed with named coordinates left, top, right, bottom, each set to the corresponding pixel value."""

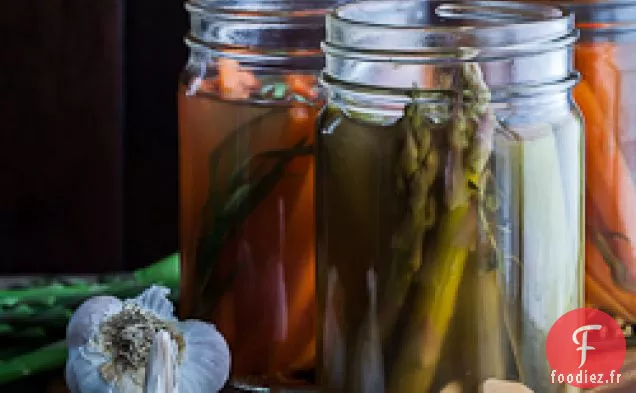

left=556, top=0, right=636, bottom=336
left=316, top=1, right=583, bottom=392
left=178, top=0, right=342, bottom=389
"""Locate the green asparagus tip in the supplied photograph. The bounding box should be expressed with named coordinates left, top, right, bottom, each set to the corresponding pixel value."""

left=133, top=253, right=180, bottom=290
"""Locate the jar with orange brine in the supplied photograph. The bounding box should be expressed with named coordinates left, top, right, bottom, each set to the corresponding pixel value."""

left=178, top=0, right=343, bottom=389
left=547, top=0, right=636, bottom=338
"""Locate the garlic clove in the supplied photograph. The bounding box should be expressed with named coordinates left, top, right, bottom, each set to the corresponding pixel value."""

left=65, top=349, right=82, bottom=393
left=482, top=379, right=534, bottom=393
left=66, top=295, right=123, bottom=349
left=440, top=381, right=462, bottom=393
left=66, top=346, right=115, bottom=393
left=177, top=320, right=231, bottom=393
left=126, top=285, right=176, bottom=322
left=144, top=331, right=178, bottom=393
left=115, top=374, right=143, bottom=393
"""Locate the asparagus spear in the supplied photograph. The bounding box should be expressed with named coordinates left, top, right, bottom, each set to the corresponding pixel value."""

left=0, top=253, right=179, bottom=307
left=0, top=253, right=181, bottom=384
left=0, top=340, right=67, bottom=384
left=0, top=253, right=180, bottom=350
left=387, top=202, right=476, bottom=393
left=378, top=96, right=442, bottom=342
left=384, top=63, right=496, bottom=393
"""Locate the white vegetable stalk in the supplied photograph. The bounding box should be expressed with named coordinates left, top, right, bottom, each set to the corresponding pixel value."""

left=65, top=285, right=231, bottom=393
left=494, top=122, right=579, bottom=392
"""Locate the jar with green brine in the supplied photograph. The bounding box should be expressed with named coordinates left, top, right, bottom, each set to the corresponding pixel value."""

left=315, top=1, right=583, bottom=392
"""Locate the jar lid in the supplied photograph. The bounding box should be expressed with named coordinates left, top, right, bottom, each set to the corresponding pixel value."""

left=552, top=0, right=636, bottom=39
left=322, top=0, right=578, bottom=96
left=325, top=0, right=576, bottom=60
left=185, top=0, right=351, bottom=61
left=549, top=0, right=636, bottom=26
left=188, top=0, right=348, bottom=14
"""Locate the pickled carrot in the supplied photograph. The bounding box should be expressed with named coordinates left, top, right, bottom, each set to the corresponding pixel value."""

left=586, top=238, right=636, bottom=320
left=288, top=334, right=317, bottom=371
left=213, top=58, right=319, bottom=105
left=272, top=110, right=317, bottom=369
left=575, top=43, right=621, bottom=141
left=286, top=75, right=318, bottom=100
left=181, top=61, right=319, bottom=382
left=217, top=58, right=260, bottom=99
left=217, top=105, right=317, bottom=379
left=575, top=80, right=636, bottom=283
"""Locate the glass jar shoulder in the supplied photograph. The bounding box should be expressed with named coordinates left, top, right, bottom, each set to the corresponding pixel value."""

left=496, top=97, right=582, bottom=149
left=180, top=61, right=321, bottom=104
left=317, top=98, right=582, bottom=139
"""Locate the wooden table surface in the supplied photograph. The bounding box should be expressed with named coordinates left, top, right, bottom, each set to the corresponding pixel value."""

left=6, top=351, right=636, bottom=393
left=1, top=277, right=634, bottom=392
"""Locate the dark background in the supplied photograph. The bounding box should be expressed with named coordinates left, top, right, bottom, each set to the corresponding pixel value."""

left=0, top=0, right=188, bottom=273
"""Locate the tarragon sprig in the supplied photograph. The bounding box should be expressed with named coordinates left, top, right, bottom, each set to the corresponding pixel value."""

left=193, top=112, right=314, bottom=317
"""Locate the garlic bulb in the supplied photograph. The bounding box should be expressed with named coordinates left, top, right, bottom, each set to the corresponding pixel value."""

left=65, top=285, right=230, bottom=393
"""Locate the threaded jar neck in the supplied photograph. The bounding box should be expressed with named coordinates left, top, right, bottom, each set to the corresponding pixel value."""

left=548, top=0, right=636, bottom=42
left=322, top=0, right=578, bottom=99
left=184, top=0, right=347, bottom=69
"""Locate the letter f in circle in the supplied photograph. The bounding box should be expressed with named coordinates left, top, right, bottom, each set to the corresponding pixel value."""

left=572, top=324, right=603, bottom=368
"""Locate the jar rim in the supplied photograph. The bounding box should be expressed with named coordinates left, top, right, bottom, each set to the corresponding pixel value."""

left=331, top=0, right=568, bottom=29
left=187, top=0, right=346, bottom=15
left=325, top=0, right=575, bottom=59
left=321, top=0, right=577, bottom=97
left=552, top=0, right=636, bottom=34
left=184, top=0, right=344, bottom=61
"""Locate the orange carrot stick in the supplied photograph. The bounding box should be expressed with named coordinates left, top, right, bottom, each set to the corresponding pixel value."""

left=575, top=43, right=620, bottom=141
left=286, top=74, right=318, bottom=100
left=575, top=80, right=636, bottom=280
left=586, top=239, right=636, bottom=319
left=288, top=335, right=316, bottom=371
left=586, top=274, right=636, bottom=322
left=277, top=253, right=316, bottom=367
left=216, top=58, right=260, bottom=99
left=274, top=124, right=316, bottom=368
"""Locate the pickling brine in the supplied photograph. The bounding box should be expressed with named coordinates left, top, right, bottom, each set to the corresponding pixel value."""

left=179, top=85, right=319, bottom=386
left=316, top=1, right=584, bottom=392
left=553, top=0, right=636, bottom=336
left=177, top=0, right=338, bottom=389
left=317, top=81, right=583, bottom=393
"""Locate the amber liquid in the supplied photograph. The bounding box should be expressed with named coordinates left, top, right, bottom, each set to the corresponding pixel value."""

left=178, top=84, right=318, bottom=389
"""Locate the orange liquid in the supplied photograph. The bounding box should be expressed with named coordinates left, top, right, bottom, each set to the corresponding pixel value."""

left=576, top=41, right=636, bottom=322
left=178, top=85, right=318, bottom=386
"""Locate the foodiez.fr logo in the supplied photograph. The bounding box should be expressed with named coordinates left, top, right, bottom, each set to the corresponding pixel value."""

left=546, top=308, right=626, bottom=388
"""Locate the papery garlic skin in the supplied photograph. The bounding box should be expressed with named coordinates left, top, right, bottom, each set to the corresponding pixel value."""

left=176, top=320, right=231, bottom=393
left=65, top=286, right=231, bottom=393
left=66, top=296, right=123, bottom=349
